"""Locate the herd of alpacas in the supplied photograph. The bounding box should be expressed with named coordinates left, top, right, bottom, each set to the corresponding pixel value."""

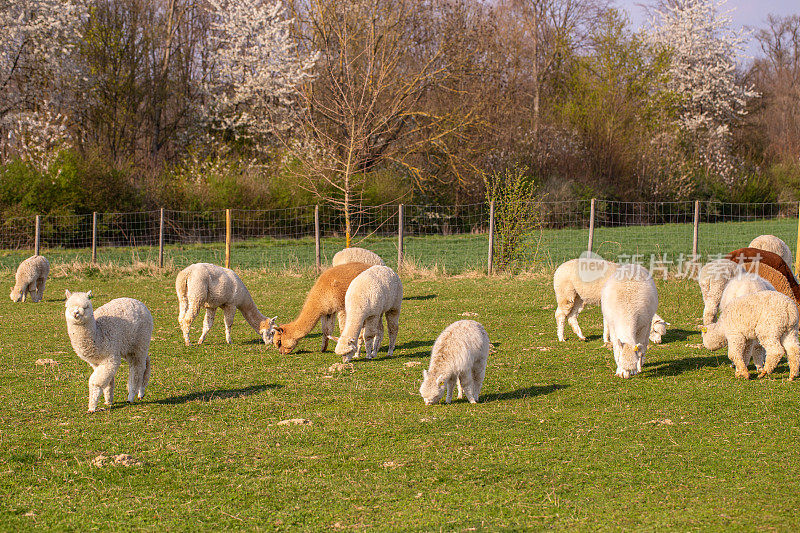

left=9, top=233, right=800, bottom=412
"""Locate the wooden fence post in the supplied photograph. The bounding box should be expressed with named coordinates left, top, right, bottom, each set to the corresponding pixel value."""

left=34, top=215, right=40, bottom=256
left=795, top=202, right=800, bottom=276
left=693, top=200, right=700, bottom=259
left=159, top=208, right=165, bottom=269
left=487, top=200, right=495, bottom=275
left=587, top=198, right=596, bottom=253
left=92, top=212, right=97, bottom=263
left=397, top=204, right=404, bottom=272
left=225, top=208, right=231, bottom=269
left=315, top=204, right=321, bottom=273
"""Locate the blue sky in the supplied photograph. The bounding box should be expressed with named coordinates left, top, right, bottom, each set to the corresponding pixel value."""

left=613, top=0, right=800, bottom=59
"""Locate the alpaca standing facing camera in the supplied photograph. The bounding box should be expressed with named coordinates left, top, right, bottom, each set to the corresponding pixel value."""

left=64, top=290, right=153, bottom=413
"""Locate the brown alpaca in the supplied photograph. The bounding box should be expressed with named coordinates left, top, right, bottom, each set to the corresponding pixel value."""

left=273, top=262, right=371, bottom=354
left=726, top=247, right=800, bottom=302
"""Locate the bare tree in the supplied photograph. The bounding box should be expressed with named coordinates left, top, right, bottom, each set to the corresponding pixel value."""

left=749, top=14, right=800, bottom=164
left=286, top=0, right=478, bottom=245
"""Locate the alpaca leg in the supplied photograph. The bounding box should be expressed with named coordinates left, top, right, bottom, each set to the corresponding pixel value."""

left=222, top=305, right=237, bottom=344
left=126, top=355, right=144, bottom=403
left=728, top=335, right=750, bottom=379
left=555, top=306, right=569, bottom=342
left=566, top=296, right=586, bottom=341
left=445, top=376, right=457, bottom=404
left=603, top=319, right=609, bottom=345
left=759, top=337, right=787, bottom=377
left=20, top=282, right=28, bottom=303
left=36, top=277, right=46, bottom=302
left=384, top=309, right=400, bottom=357
left=781, top=331, right=800, bottom=380
left=472, top=360, right=487, bottom=399
left=139, top=355, right=151, bottom=398
left=752, top=345, right=766, bottom=371
left=103, top=376, right=115, bottom=406
left=198, top=307, right=216, bottom=345
left=181, top=300, right=202, bottom=346
left=460, top=371, right=477, bottom=403
left=364, top=315, right=384, bottom=359
left=456, top=377, right=464, bottom=399
left=320, top=314, right=334, bottom=352
left=88, top=361, right=119, bottom=412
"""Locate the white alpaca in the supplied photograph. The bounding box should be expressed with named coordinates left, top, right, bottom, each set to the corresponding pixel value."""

left=176, top=263, right=275, bottom=346
left=331, top=247, right=385, bottom=267
left=334, top=265, right=402, bottom=362
left=553, top=257, right=667, bottom=343
left=419, top=320, right=489, bottom=405
left=749, top=234, right=793, bottom=271
left=10, top=255, right=49, bottom=303
left=701, top=290, right=800, bottom=380
left=697, top=258, right=745, bottom=325
left=601, top=264, right=658, bottom=378
left=64, top=290, right=153, bottom=413
left=717, top=273, right=776, bottom=371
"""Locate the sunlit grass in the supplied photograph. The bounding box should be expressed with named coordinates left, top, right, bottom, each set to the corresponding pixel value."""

left=1, top=270, right=799, bottom=530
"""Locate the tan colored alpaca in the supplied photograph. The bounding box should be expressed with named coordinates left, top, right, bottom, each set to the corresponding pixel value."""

left=273, top=262, right=371, bottom=354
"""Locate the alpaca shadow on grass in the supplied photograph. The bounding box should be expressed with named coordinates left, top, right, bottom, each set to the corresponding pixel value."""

left=644, top=354, right=728, bottom=377
left=403, top=294, right=436, bottom=301
left=480, top=383, right=568, bottom=403
left=152, top=384, right=281, bottom=405
left=658, top=328, right=695, bottom=344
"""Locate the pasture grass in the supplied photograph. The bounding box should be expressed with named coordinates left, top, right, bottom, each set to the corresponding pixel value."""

left=1, top=269, right=800, bottom=530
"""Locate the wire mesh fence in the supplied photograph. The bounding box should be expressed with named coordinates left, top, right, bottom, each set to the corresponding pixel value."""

left=0, top=200, right=798, bottom=273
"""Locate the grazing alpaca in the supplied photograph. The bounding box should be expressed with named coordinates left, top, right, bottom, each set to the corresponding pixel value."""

left=176, top=263, right=275, bottom=346
left=273, top=262, right=371, bottom=354
left=419, top=320, right=489, bottom=405
left=64, top=290, right=153, bottom=413
left=334, top=265, right=402, bottom=362
left=10, top=255, right=49, bottom=303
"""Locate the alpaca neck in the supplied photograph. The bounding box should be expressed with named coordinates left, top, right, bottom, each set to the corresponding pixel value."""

left=238, top=297, right=267, bottom=334
left=284, top=300, right=324, bottom=339
left=68, top=319, right=104, bottom=359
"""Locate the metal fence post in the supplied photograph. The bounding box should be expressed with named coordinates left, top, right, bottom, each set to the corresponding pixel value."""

left=315, top=204, right=321, bottom=273
left=487, top=200, right=495, bottom=275
left=225, top=208, right=232, bottom=269
left=34, top=215, right=40, bottom=256
left=587, top=198, right=596, bottom=253
left=92, top=212, right=97, bottom=263
left=693, top=200, right=700, bottom=259
left=397, top=204, right=404, bottom=271
left=159, top=208, right=165, bottom=269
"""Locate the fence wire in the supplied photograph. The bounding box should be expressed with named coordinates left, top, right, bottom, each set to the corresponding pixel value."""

left=0, top=201, right=798, bottom=273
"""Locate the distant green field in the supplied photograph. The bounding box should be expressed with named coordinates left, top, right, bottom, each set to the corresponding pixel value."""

left=0, top=215, right=797, bottom=273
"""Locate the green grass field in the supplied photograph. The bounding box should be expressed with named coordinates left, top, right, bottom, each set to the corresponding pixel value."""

left=1, top=214, right=797, bottom=275
left=2, top=267, right=800, bottom=530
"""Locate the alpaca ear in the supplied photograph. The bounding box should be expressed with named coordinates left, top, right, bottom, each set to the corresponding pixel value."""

left=327, top=335, right=339, bottom=342
left=87, top=290, right=93, bottom=299
left=423, top=369, right=428, bottom=380
left=65, top=289, right=71, bottom=298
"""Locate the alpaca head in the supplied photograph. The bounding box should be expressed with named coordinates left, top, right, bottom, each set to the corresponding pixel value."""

left=616, top=342, right=643, bottom=378
left=9, top=286, right=22, bottom=302
left=272, top=325, right=299, bottom=354
left=259, top=316, right=277, bottom=345
left=64, top=290, right=94, bottom=326
left=419, top=369, right=446, bottom=405
left=334, top=335, right=358, bottom=362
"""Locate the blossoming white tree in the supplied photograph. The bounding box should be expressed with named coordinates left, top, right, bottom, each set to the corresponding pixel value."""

left=646, top=0, right=758, bottom=182
left=203, top=0, right=317, bottom=146
left=0, top=0, right=85, bottom=164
